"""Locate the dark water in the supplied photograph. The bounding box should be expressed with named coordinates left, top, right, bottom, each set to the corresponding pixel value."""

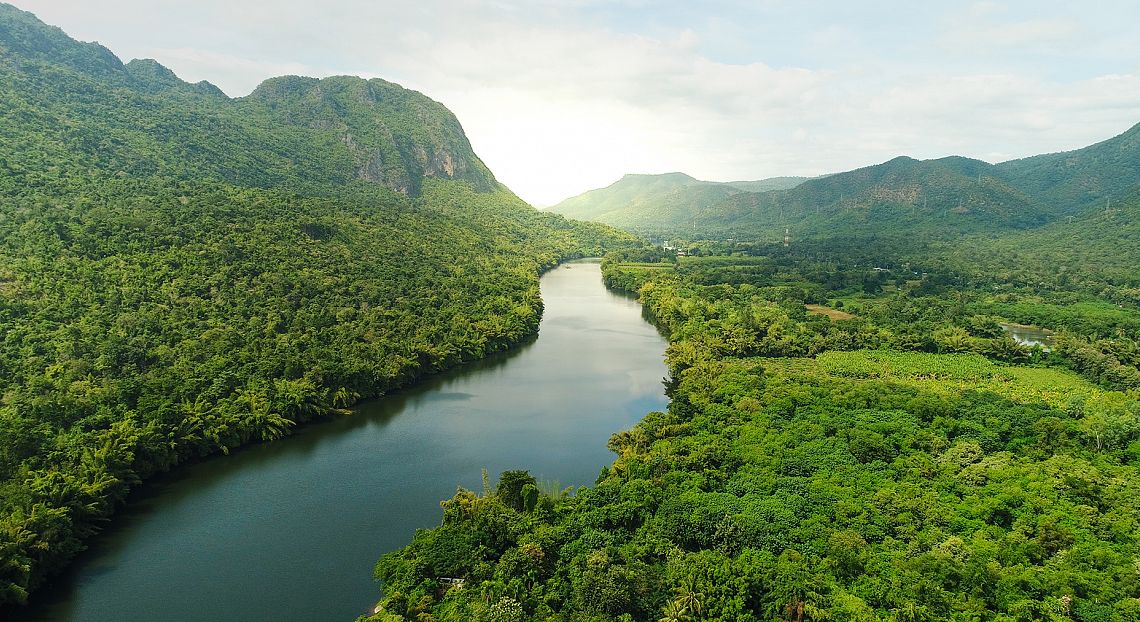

left=12, top=259, right=668, bottom=622
left=999, top=322, right=1055, bottom=349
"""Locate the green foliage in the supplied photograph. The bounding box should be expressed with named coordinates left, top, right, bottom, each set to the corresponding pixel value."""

left=997, top=122, right=1140, bottom=210
left=495, top=471, right=538, bottom=513
left=818, top=350, right=1002, bottom=381
left=0, top=1, right=502, bottom=199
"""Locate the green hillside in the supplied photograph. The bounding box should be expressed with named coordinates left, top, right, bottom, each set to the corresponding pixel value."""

left=726, top=176, right=810, bottom=193
left=939, top=184, right=1140, bottom=303
left=0, top=2, right=496, bottom=196
left=552, top=123, right=1140, bottom=243
left=698, top=155, right=1044, bottom=241
left=550, top=156, right=1048, bottom=241
left=995, top=122, right=1140, bottom=212
left=548, top=173, right=806, bottom=237
left=244, top=74, right=498, bottom=195
left=549, top=172, right=732, bottom=222
left=0, top=3, right=633, bottom=605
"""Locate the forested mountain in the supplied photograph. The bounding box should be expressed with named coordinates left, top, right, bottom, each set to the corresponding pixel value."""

left=548, top=173, right=805, bottom=236
left=0, top=4, right=634, bottom=606
left=552, top=123, right=1140, bottom=242
left=244, top=75, right=498, bottom=195
left=995, top=122, right=1140, bottom=211
left=696, top=155, right=1044, bottom=240
left=725, top=177, right=812, bottom=193
left=0, top=3, right=495, bottom=196
left=937, top=185, right=1140, bottom=304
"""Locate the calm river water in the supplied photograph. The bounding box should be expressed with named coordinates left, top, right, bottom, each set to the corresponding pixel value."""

left=12, top=259, right=668, bottom=622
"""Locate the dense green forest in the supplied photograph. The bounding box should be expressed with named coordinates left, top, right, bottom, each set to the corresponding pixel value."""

left=0, top=4, right=636, bottom=605
left=366, top=243, right=1140, bottom=620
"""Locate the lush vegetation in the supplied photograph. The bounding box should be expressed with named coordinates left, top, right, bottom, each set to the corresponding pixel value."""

left=366, top=248, right=1140, bottom=621
left=936, top=188, right=1140, bottom=309
left=6, top=3, right=1140, bottom=618
left=0, top=4, right=636, bottom=605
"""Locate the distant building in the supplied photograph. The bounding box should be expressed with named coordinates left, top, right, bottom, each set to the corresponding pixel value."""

left=783, top=228, right=791, bottom=247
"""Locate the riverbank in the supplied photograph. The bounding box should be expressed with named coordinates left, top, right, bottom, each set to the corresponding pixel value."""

left=12, top=260, right=668, bottom=622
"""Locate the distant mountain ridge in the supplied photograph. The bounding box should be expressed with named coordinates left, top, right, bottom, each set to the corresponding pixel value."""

left=726, top=176, right=814, bottom=193
left=550, top=122, right=1140, bottom=240
left=548, top=172, right=807, bottom=233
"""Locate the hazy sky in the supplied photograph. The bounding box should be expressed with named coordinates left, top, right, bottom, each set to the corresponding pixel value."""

left=16, top=1, right=1140, bottom=205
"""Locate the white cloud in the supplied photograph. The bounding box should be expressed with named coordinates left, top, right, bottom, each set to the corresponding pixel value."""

left=940, top=9, right=1080, bottom=53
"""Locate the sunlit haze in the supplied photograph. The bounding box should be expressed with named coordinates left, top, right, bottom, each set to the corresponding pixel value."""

left=17, top=0, right=1140, bottom=205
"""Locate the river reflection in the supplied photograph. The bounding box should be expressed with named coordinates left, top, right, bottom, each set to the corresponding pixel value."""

left=999, top=322, right=1055, bottom=349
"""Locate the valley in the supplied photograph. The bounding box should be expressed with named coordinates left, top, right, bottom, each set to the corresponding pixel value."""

left=1, top=3, right=1139, bottom=622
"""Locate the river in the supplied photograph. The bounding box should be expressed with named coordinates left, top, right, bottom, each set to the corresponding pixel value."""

left=999, top=322, right=1055, bottom=350
left=12, top=259, right=669, bottom=622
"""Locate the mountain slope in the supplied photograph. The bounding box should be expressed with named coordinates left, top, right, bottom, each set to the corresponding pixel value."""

left=551, top=172, right=710, bottom=219
left=245, top=75, right=497, bottom=195
left=553, top=123, right=1140, bottom=242
left=940, top=183, right=1140, bottom=300
left=0, top=4, right=634, bottom=606
left=726, top=176, right=810, bottom=193
left=995, top=121, right=1140, bottom=212
left=700, top=155, right=1045, bottom=240
left=548, top=172, right=806, bottom=234
left=0, top=2, right=492, bottom=197
left=553, top=156, right=1047, bottom=240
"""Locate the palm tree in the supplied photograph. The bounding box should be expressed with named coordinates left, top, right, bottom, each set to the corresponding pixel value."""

left=673, top=579, right=704, bottom=620
left=658, top=600, right=688, bottom=622
left=985, top=335, right=1030, bottom=363
left=891, top=602, right=930, bottom=622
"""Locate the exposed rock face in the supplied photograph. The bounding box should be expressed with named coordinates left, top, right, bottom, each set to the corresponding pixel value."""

left=246, top=75, right=497, bottom=195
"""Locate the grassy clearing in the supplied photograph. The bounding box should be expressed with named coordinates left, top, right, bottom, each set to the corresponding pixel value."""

left=758, top=350, right=1102, bottom=408
left=805, top=304, right=856, bottom=320
left=677, top=256, right=772, bottom=266
left=613, top=262, right=675, bottom=269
